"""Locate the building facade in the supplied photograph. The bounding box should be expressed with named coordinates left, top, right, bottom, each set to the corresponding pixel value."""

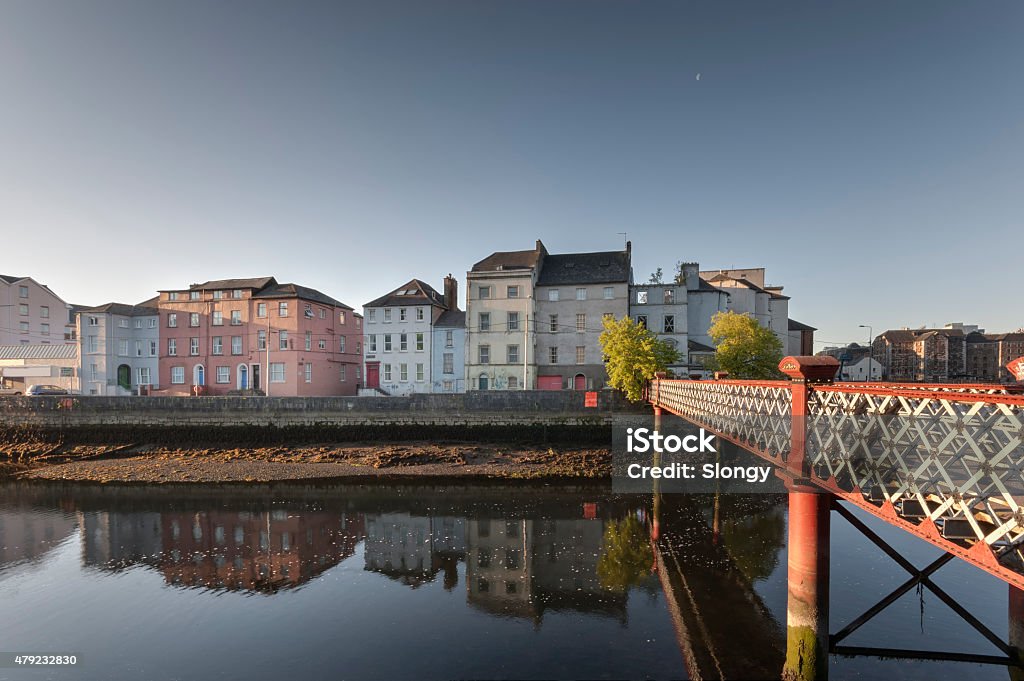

left=362, top=276, right=459, bottom=395
left=77, top=303, right=160, bottom=395
left=628, top=282, right=688, bottom=375
left=431, top=309, right=466, bottom=393
left=0, top=344, right=78, bottom=393
left=0, top=274, right=77, bottom=346
left=156, top=277, right=361, bottom=396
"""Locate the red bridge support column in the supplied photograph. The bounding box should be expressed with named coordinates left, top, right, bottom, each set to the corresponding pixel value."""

left=1010, top=586, right=1024, bottom=680
left=784, top=483, right=831, bottom=681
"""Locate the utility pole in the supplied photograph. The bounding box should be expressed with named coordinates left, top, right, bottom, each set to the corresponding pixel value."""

left=859, top=324, right=873, bottom=382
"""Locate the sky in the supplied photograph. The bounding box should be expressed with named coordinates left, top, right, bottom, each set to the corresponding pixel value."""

left=1, top=0, right=1021, bottom=349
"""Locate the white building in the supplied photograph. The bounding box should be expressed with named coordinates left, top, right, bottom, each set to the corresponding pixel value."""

left=431, top=310, right=466, bottom=393
left=363, top=276, right=460, bottom=395
left=839, top=356, right=883, bottom=382
left=0, top=344, right=78, bottom=393
left=77, top=302, right=161, bottom=395
left=0, top=274, right=77, bottom=346
left=700, top=268, right=790, bottom=349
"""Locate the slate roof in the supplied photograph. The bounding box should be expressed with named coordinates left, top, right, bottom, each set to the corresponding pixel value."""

left=788, top=318, right=817, bottom=331
left=688, top=339, right=716, bottom=353
left=0, top=344, right=78, bottom=360
left=695, top=277, right=722, bottom=293
left=434, top=310, right=466, bottom=328
left=186, top=277, right=277, bottom=291
left=79, top=303, right=159, bottom=317
left=536, top=250, right=631, bottom=286
left=364, top=279, right=446, bottom=309
left=879, top=328, right=966, bottom=343
left=252, top=283, right=353, bottom=310
left=0, top=274, right=25, bottom=284
left=471, top=249, right=543, bottom=272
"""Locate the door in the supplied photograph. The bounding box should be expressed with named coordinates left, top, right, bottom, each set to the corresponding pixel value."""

left=116, top=364, right=131, bottom=391
left=239, top=365, right=248, bottom=390
left=573, top=374, right=587, bottom=390
left=537, top=375, right=562, bottom=390
left=366, top=362, right=380, bottom=389
left=251, top=364, right=261, bottom=391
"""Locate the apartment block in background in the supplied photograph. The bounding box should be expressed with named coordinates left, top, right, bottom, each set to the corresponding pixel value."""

left=0, top=274, right=77, bottom=345
left=156, top=277, right=361, bottom=396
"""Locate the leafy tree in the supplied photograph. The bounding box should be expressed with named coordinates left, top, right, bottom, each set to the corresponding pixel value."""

left=673, top=261, right=686, bottom=285
left=597, top=515, right=653, bottom=592
left=648, top=267, right=663, bottom=284
left=599, top=316, right=680, bottom=401
left=707, top=310, right=785, bottom=379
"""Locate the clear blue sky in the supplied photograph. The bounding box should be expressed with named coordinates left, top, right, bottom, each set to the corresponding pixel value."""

left=1, top=0, right=1021, bottom=348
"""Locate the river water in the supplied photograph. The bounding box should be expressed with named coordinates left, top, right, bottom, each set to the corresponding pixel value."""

left=0, top=480, right=1018, bottom=680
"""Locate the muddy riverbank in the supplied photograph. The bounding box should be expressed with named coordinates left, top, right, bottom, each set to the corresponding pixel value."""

left=3, top=442, right=611, bottom=483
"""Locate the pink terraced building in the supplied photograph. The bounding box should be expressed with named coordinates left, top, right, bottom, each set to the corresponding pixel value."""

left=156, top=277, right=362, bottom=397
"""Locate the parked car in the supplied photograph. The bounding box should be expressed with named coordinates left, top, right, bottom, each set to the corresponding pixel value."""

left=25, top=385, right=69, bottom=396
left=0, top=386, right=23, bottom=396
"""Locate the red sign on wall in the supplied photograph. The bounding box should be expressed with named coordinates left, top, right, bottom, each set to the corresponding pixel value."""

left=1009, top=356, right=1024, bottom=382
left=585, top=391, right=598, bottom=408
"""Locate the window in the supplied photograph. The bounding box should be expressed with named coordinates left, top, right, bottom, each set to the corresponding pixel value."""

left=478, top=286, right=491, bottom=299
left=232, top=290, right=242, bottom=299
left=189, top=312, right=200, bottom=327
left=508, top=376, right=518, bottom=389
left=138, top=367, right=151, bottom=385
left=135, top=340, right=142, bottom=356
left=383, top=309, right=392, bottom=322
left=384, top=334, right=392, bottom=352
left=149, top=318, right=157, bottom=328
left=576, top=313, right=586, bottom=332
left=118, top=339, right=128, bottom=356
left=383, top=364, right=392, bottom=381
left=416, top=363, right=424, bottom=381
left=479, top=313, right=490, bottom=332
left=168, top=313, right=178, bottom=328
left=213, top=337, right=223, bottom=355
left=190, top=291, right=200, bottom=301
left=507, top=344, right=519, bottom=363
left=231, top=336, right=242, bottom=355
left=443, top=353, right=454, bottom=374
left=278, top=302, right=288, bottom=317
left=304, top=362, right=312, bottom=383
left=18, top=285, right=28, bottom=298
left=40, top=306, right=49, bottom=318
left=318, top=338, right=326, bottom=350
left=636, top=290, right=648, bottom=304
left=150, top=340, right=158, bottom=356
left=168, top=292, right=179, bottom=301
left=549, top=314, right=558, bottom=332
left=507, top=285, right=520, bottom=299
left=257, top=330, right=266, bottom=350
left=400, top=333, right=408, bottom=351
left=305, top=331, right=312, bottom=351
left=443, top=380, right=453, bottom=392
left=479, top=345, right=490, bottom=364
left=134, top=318, right=141, bottom=329
left=270, top=363, right=286, bottom=383
left=636, top=315, right=647, bottom=329
left=340, top=365, right=347, bottom=382
left=368, top=335, right=377, bottom=352
left=171, top=366, right=185, bottom=384
left=548, top=289, right=559, bottom=302
left=445, top=330, right=454, bottom=348
left=19, top=321, right=29, bottom=333
left=399, top=308, right=407, bottom=321
left=213, top=290, right=223, bottom=300
left=257, top=303, right=267, bottom=318
left=216, top=366, right=230, bottom=384
left=549, top=347, right=559, bottom=363
left=18, top=303, right=28, bottom=315
left=88, top=316, right=99, bottom=326
left=168, top=339, right=177, bottom=356
left=41, top=323, right=49, bottom=336
left=416, top=307, right=424, bottom=322
left=190, top=337, right=199, bottom=355
left=576, top=346, right=585, bottom=364
left=279, top=331, right=289, bottom=350
left=507, top=312, right=519, bottom=331
left=230, top=310, right=242, bottom=325
left=664, top=289, right=675, bottom=304
left=415, top=332, right=424, bottom=351
left=90, top=363, right=98, bottom=379
left=368, top=310, right=377, bottom=323
left=304, top=303, right=313, bottom=318
left=339, top=310, right=347, bottom=324
left=664, top=315, right=675, bottom=333
left=119, top=318, right=129, bottom=328
left=87, top=336, right=99, bottom=353
left=399, top=363, right=408, bottom=381
left=576, top=287, right=587, bottom=301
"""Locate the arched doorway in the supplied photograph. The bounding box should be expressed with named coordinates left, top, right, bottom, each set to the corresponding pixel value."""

left=478, top=374, right=489, bottom=391
left=238, top=364, right=248, bottom=390
left=193, top=364, right=205, bottom=387
left=573, top=373, right=587, bottom=390
left=117, top=364, right=131, bottom=391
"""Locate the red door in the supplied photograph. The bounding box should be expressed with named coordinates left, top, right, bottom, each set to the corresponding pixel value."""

left=366, top=362, right=380, bottom=389
left=574, top=374, right=587, bottom=390
left=537, top=375, right=563, bottom=390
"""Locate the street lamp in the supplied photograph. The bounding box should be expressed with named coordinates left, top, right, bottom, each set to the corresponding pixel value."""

left=858, top=325, right=873, bottom=382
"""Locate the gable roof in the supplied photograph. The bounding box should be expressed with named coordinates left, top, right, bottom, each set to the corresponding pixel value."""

left=536, top=250, right=631, bottom=286
left=788, top=318, right=817, bottom=331
left=364, top=279, right=446, bottom=309
left=688, top=339, right=716, bottom=353
left=434, top=310, right=466, bottom=328
left=0, top=274, right=26, bottom=284
left=78, top=303, right=159, bottom=317
left=471, top=249, right=543, bottom=273
left=187, top=277, right=277, bottom=291
left=252, top=283, right=353, bottom=310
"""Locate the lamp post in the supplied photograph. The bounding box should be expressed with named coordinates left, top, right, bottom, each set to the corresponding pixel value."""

left=858, top=324, right=873, bottom=382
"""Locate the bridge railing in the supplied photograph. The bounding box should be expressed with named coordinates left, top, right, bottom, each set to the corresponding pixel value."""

left=648, top=359, right=1024, bottom=584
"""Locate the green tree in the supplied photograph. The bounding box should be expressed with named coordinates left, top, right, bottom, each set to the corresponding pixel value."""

left=648, top=267, right=663, bottom=284
left=599, top=316, right=680, bottom=401
left=707, top=310, right=785, bottom=379
left=597, top=515, right=653, bottom=592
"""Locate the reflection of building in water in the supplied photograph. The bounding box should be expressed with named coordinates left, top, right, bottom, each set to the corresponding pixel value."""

left=464, top=515, right=626, bottom=622
left=79, top=512, right=162, bottom=569
left=0, top=511, right=78, bottom=571
left=364, top=514, right=466, bottom=589
left=161, top=510, right=364, bottom=593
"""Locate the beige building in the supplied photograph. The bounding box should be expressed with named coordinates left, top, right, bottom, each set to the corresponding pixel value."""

left=0, top=274, right=77, bottom=346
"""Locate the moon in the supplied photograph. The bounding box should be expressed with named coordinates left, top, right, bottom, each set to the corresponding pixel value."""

left=696, top=73, right=701, bottom=81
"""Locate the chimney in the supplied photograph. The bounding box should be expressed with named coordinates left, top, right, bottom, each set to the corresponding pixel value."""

left=625, top=240, right=631, bottom=258
left=443, top=274, right=459, bottom=311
